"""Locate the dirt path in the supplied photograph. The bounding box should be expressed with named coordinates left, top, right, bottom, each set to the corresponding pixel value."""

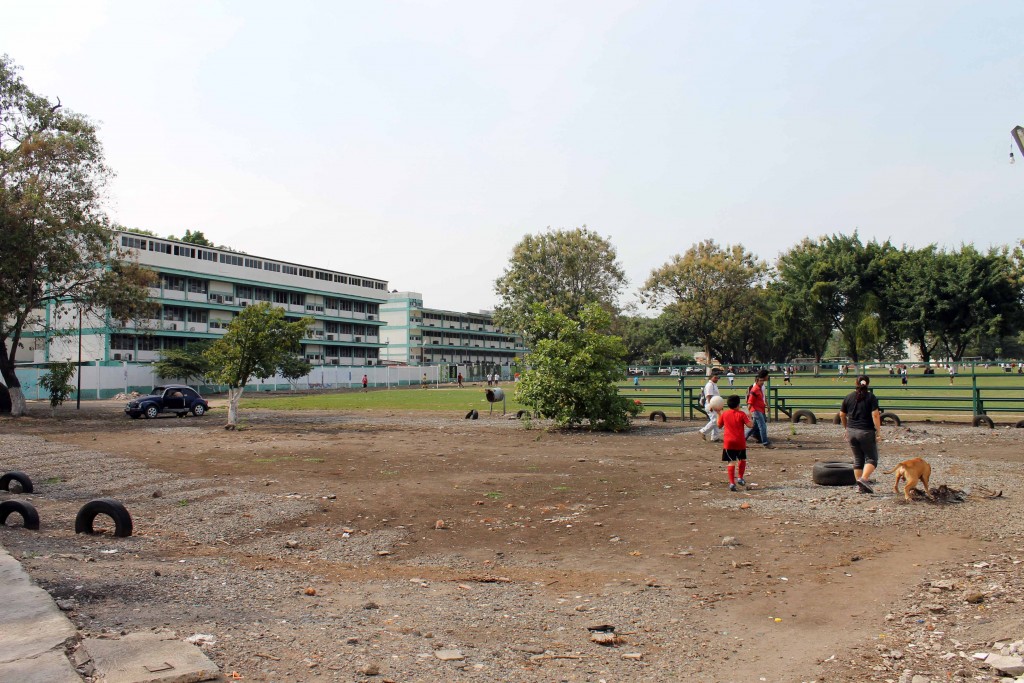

left=1, top=401, right=1020, bottom=682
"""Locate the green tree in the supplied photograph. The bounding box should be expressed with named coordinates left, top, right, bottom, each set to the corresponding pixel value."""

left=515, top=303, right=640, bottom=431
left=929, top=245, right=1023, bottom=361
left=38, top=361, right=77, bottom=416
left=0, top=55, right=156, bottom=416
left=180, top=229, right=214, bottom=246
left=494, top=227, right=627, bottom=340
left=883, top=246, right=943, bottom=363
left=613, top=314, right=673, bottom=365
left=641, top=240, right=767, bottom=367
left=154, top=341, right=213, bottom=388
left=279, top=354, right=314, bottom=388
left=205, top=302, right=310, bottom=428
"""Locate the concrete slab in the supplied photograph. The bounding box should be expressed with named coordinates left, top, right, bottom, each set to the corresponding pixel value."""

left=0, top=649, right=84, bottom=683
left=81, top=632, right=220, bottom=683
left=0, top=546, right=78, bottom=665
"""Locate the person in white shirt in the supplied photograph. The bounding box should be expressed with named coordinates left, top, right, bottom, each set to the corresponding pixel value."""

left=698, top=373, right=722, bottom=442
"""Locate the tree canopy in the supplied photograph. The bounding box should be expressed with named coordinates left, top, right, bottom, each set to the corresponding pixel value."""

left=205, top=302, right=311, bottom=428
left=0, top=55, right=156, bottom=416
left=494, top=227, right=626, bottom=340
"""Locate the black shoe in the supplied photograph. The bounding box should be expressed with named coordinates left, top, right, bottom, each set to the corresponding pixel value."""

left=856, top=478, right=873, bottom=494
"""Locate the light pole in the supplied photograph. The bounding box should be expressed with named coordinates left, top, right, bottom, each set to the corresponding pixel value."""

left=76, top=308, right=82, bottom=409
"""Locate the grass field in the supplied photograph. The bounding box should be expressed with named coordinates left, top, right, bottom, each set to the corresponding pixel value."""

left=240, top=371, right=1024, bottom=422
left=242, top=384, right=528, bottom=413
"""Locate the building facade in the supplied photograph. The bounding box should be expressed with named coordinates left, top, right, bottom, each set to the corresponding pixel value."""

left=379, top=291, right=526, bottom=373
left=25, top=231, right=389, bottom=368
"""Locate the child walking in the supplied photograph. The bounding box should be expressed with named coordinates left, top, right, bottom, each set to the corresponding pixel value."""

left=717, top=394, right=753, bottom=491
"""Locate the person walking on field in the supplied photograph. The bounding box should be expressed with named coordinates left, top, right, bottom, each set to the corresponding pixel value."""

left=457, top=372, right=464, bottom=388
left=717, top=394, right=753, bottom=491
left=361, top=374, right=368, bottom=392
left=744, top=369, right=774, bottom=448
left=697, top=373, right=722, bottom=442
left=839, top=374, right=882, bottom=493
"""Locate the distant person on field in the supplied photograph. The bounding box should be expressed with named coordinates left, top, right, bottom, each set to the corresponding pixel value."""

left=718, top=394, right=752, bottom=491
left=900, top=364, right=908, bottom=387
left=744, top=369, right=774, bottom=448
left=361, top=374, right=368, bottom=392
left=457, top=372, right=464, bottom=388
left=633, top=374, right=641, bottom=391
left=839, top=374, right=882, bottom=494
left=727, top=371, right=735, bottom=387
left=782, top=367, right=791, bottom=385
left=948, top=364, right=956, bottom=384
left=697, top=373, right=722, bottom=442
left=422, top=373, right=428, bottom=389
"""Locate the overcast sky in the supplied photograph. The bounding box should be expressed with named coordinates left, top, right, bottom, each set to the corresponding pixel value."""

left=4, top=1, right=1022, bottom=313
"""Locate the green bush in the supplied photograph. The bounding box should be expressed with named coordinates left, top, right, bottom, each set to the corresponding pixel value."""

left=515, top=304, right=640, bottom=431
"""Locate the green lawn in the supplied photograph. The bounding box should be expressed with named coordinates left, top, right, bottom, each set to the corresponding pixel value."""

left=241, top=385, right=528, bottom=413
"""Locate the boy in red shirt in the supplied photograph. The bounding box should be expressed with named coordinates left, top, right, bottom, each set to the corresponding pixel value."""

left=717, top=394, right=753, bottom=491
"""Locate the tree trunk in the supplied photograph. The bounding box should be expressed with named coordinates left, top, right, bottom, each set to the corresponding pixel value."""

left=9, top=386, right=27, bottom=417
left=226, top=386, right=244, bottom=428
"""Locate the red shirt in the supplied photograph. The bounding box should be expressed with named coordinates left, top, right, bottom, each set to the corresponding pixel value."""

left=718, top=409, right=752, bottom=450
left=747, top=382, right=766, bottom=413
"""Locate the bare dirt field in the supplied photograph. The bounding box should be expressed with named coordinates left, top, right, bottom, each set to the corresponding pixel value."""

left=2, top=398, right=1023, bottom=683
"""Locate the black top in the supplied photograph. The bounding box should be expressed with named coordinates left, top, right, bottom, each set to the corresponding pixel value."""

left=841, top=391, right=879, bottom=431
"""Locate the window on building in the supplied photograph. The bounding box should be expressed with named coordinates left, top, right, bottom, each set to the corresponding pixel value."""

left=121, top=236, right=146, bottom=250
left=110, top=334, right=134, bottom=350
left=254, top=287, right=271, bottom=301
left=186, top=309, right=208, bottom=323
left=161, top=275, right=185, bottom=291
left=282, top=265, right=298, bottom=275
left=137, top=336, right=158, bottom=351
left=236, top=286, right=253, bottom=299
left=148, top=241, right=172, bottom=255
left=219, top=254, right=243, bottom=266
left=273, top=291, right=288, bottom=304
left=264, top=262, right=281, bottom=273
left=289, top=292, right=305, bottom=306
left=173, top=245, right=196, bottom=258
left=187, top=279, right=208, bottom=294
left=244, top=258, right=263, bottom=269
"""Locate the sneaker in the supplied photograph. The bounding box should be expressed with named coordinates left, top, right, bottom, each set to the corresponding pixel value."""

left=762, top=443, right=775, bottom=449
left=728, top=484, right=737, bottom=492
left=699, top=431, right=706, bottom=441
left=736, top=478, right=746, bottom=486
left=856, top=478, right=874, bottom=494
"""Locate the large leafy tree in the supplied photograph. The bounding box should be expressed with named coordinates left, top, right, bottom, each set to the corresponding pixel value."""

left=641, top=240, right=767, bottom=366
left=515, top=303, right=639, bottom=431
left=205, top=302, right=310, bottom=428
left=154, top=341, right=213, bottom=389
left=0, top=55, right=156, bottom=416
left=180, top=229, right=214, bottom=246
left=494, top=227, right=627, bottom=340
left=613, top=314, right=673, bottom=365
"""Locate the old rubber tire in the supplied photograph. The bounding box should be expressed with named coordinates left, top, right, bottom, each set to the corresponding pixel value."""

left=0, top=500, right=40, bottom=530
left=192, top=404, right=206, bottom=417
left=464, top=409, right=478, bottom=420
left=880, top=411, right=901, bottom=426
left=515, top=410, right=527, bottom=419
left=176, top=412, right=186, bottom=418
left=972, top=414, right=994, bottom=429
left=649, top=410, right=667, bottom=422
left=0, top=471, right=34, bottom=493
left=75, top=498, right=133, bottom=537
left=791, top=410, right=816, bottom=425
left=1016, top=419, right=1024, bottom=429
left=833, top=413, right=842, bottom=425
left=812, top=461, right=856, bottom=486
left=144, top=405, right=159, bottom=419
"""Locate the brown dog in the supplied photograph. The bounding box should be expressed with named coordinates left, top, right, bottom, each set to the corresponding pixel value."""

left=883, top=457, right=933, bottom=502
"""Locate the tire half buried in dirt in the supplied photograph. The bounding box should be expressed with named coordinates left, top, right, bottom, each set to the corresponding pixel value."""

left=880, top=411, right=901, bottom=426
left=791, top=409, right=816, bottom=424
left=812, top=461, right=856, bottom=486
left=0, top=500, right=40, bottom=530
left=0, top=471, right=34, bottom=493
left=972, top=414, right=994, bottom=429
left=75, top=498, right=133, bottom=537
left=649, top=410, right=667, bottom=422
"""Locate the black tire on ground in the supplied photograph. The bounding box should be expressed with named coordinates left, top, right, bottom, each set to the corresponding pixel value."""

left=144, top=405, right=158, bottom=419
left=0, top=500, right=40, bottom=530
left=812, top=461, right=856, bottom=486
left=972, top=414, right=994, bottom=429
left=192, top=404, right=206, bottom=417
left=464, top=409, right=479, bottom=420
left=791, top=410, right=817, bottom=425
left=833, top=413, right=842, bottom=425
left=515, top=410, right=527, bottom=419
left=1016, top=419, right=1024, bottom=429
left=75, top=498, right=133, bottom=537
left=880, top=411, right=901, bottom=426
left=176, top=412, right=186, bottom=418
left=0, top=471, right=34, bottom=493
left=649, top=410, right=667, bottom=422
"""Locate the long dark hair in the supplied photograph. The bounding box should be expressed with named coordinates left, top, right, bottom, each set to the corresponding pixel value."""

left=855, top=374, right=870, bottom=401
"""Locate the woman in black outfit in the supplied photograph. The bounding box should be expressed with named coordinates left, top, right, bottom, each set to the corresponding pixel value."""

left=839, top=375, right=882, bottom=493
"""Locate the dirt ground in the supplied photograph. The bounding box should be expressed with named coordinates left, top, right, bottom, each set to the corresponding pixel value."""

left=2, top=397, right=1023, bottom=683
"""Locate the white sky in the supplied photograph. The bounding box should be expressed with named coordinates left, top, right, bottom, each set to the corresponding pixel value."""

left=4, top=1, right=1022, bottom=313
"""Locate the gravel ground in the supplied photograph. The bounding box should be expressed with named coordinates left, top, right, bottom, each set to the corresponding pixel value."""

left=1, top=411, right=1022, bottom=682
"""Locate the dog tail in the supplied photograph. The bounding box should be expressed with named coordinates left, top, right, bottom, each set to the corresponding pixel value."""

left=882, top=465, right=901, bottom=474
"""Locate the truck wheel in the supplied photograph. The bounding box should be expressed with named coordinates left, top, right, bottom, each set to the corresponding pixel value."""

left=144, top=405, right=159, bottom=419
